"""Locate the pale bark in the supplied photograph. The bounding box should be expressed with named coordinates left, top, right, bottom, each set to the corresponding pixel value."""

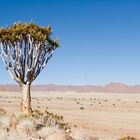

left=20, top=83, right=32, bottom=115
left=0, top=34, right=55, bottom=115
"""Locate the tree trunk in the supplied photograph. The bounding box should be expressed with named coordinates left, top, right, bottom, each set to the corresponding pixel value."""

left=20, top=83, right=32, bottom=115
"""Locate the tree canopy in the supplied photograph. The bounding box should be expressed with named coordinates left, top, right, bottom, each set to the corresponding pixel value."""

left=0, top=22, right=59, bottom=48
left=0, top=22, right=59, bottom=85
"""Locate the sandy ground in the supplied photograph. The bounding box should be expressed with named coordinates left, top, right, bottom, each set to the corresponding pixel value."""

left=0, top=91, right=140, bottom=140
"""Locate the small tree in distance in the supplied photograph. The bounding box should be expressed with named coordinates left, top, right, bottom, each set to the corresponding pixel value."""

left=0, top=22, right=59, bottom=115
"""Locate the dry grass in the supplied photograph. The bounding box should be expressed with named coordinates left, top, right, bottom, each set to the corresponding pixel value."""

left=1, top=91, right=140, bottom=140
left=0, top=108, right=102, bottom=140
left=0, top=108, right=137, bottom=140
left=0, top=108, right=71, bottom=140
left=118, top=136, right=137, bottom=140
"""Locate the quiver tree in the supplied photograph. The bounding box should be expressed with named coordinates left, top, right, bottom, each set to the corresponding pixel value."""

left=0, top=22, right=59, bottom=115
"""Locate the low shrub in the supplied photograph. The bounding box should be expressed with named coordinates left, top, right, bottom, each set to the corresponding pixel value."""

left=31, top=109, right=71, bottom=133
left=80, top=107, right=84, bottom=110
left=118, top=136, right=137, bottom=140
left=0, top=108, right=72, bottom=139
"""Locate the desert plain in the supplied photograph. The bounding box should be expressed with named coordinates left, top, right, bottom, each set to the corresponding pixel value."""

left=0, top=91, right=140, bottom=140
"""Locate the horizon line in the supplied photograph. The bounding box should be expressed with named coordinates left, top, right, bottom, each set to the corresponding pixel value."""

left=0, top=82, right=140, bottom=87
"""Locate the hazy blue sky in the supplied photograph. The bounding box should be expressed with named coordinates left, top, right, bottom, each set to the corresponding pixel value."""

left=0, top=0, right=140, bottom=85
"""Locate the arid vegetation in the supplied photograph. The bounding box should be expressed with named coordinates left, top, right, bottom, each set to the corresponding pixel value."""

left=0, top=91, right=139, bottom=140
left=0, top=108, right=101, bottom=140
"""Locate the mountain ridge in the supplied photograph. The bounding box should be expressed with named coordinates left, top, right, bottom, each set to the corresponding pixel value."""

left=0, top=82, right=140, bottom=93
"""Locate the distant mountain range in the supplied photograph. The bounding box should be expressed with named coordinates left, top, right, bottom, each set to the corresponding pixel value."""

left=0, top=83, right=140, bottom=93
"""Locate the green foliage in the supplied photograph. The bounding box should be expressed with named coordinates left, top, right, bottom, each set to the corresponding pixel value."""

left=0, top=22, right=59, bottom=48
